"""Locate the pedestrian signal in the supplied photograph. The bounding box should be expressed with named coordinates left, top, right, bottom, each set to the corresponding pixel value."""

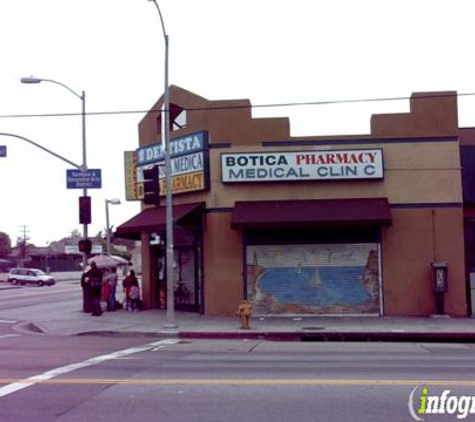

left=78, top=238, right=92, bottom=254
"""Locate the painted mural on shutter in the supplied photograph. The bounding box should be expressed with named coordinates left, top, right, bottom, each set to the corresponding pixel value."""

left=246, top=243, right=380, bottom=315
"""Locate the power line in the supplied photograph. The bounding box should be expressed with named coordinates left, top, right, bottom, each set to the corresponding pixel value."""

left=1, top=91, right=474, bottom=120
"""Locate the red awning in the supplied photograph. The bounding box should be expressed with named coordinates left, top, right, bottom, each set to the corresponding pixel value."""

left=231, top=198, right=392, bottom=229
left=115, top=202, right=204, bottom=240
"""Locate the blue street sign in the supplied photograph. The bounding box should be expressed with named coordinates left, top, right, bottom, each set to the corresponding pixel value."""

left=0, top=145, right=6, bottom=157
left=66, top=169, right=102, bottom=189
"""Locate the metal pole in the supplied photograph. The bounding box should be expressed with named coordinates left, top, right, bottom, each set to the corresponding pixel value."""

left=81, top=91, right=88, bottom=271
left=105, top=200, right=111, bottom=255
left=149, top=0, right=176, bottom=328
left=163, top=34, right=176, bottom=328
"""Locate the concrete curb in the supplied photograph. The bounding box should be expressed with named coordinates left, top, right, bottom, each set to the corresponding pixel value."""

left=75, top=331, right=175, bottom=339
left=18, top=325, right=475, bottom=342
left=179, top=331, right=475, bottom=342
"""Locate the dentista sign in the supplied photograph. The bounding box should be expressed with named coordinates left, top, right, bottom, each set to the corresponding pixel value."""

left=221, top=149, right=384, bottom=182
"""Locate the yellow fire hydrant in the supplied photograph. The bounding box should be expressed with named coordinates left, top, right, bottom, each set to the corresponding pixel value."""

left=237, top=300, right=253, bottom=329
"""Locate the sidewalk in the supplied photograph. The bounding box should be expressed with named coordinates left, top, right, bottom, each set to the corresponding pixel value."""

left=5, top=272, right=475, bottom=342
left=17, top=304, right=475, bottom=342
left=19, top=308, right=475, bottom=342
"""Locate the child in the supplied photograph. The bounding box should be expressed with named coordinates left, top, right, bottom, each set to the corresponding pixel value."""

left=129, top=279, right=141, bottom=312
left=122, top=270, right=137, bottom=311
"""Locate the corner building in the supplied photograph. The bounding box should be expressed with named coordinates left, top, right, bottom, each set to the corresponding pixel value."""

left=116, top=87, right=467, bottom=317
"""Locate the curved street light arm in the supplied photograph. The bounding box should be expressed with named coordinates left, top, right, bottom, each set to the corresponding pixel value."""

left=45, top=79, right=83, bottom=101
left=148, top=0, right=168, bottom=40
left=26, top=77, right=83, bottom=101
left=0, top=132, right=85, bottom=170
left=21, top=77, right=86, bottom=167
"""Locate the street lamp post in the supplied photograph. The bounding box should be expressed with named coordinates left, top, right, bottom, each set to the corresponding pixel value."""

left=21, top=76, right=89, bottom=270
left=105, top=198, right=121, bottom=255
left=148, top=0, right=176, bottom=328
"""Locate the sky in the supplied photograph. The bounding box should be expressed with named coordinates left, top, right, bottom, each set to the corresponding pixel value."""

left=1, top=0, right=475, bottom=247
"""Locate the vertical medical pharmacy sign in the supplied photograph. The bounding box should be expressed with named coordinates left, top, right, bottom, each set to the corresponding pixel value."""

left=124, top=131, right=210, bottom=201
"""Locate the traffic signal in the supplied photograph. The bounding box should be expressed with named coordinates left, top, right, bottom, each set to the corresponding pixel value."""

left=79, top=196, right=91, bottom=225
left=142, top=166, right=160, bottom=206
left=78, top=238, right=92, bottom=254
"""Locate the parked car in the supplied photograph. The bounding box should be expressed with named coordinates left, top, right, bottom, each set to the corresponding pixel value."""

left=7, top=268, right=55, bottom=286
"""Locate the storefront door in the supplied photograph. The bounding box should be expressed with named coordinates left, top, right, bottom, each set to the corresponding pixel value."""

left=155, top=226, right=202, bottom=313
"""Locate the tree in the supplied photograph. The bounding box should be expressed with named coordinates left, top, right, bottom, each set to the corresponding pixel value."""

left=0, top=232, right=12, bottom=258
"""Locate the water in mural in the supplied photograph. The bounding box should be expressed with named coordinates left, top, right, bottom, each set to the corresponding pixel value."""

left=247, top=244, right=380, bottom=314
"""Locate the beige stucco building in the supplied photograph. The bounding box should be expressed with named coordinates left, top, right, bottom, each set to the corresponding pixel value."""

left=117, top=87, right=467, bottom=317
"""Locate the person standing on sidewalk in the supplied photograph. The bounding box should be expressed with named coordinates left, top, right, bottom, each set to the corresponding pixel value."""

left=85, top=262, right=103, bottom=316
left=122, top=270, right=137, bottom=311
left=129, top=278, right=141, bottom=312
left=80, top=269, right=93, bottom=313
left=104, top=268, right=118, bottom=311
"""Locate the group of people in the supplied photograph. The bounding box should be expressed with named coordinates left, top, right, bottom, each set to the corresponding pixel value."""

left=81, top=263, right=141, bottom=316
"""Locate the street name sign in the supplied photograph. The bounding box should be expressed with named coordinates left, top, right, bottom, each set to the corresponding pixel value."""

left=67, top=169, right=102, bottom=189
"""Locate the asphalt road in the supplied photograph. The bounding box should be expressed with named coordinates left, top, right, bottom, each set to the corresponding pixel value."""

left=1, top=336, right=475, bottom=421
left=0, top=281, right=78, bottom=310
left=1, top=282, right=475, bottom=421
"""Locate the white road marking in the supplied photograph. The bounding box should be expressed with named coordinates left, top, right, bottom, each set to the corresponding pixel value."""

left=0, top=320, right=16, bottom=324
left=0, top=334, right=19, bottom=339
left=0, top=338, right=179, bottom=398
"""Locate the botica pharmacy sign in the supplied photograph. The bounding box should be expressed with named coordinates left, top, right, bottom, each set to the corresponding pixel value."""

left=221, top=149, right=383, bottom=182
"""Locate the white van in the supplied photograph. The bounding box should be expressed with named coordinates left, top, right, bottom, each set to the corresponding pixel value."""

left=7, top=268, right=55, bottom=286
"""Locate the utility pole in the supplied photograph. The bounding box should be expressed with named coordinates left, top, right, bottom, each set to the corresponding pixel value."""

left=18, top=225, right=30, bottom=264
